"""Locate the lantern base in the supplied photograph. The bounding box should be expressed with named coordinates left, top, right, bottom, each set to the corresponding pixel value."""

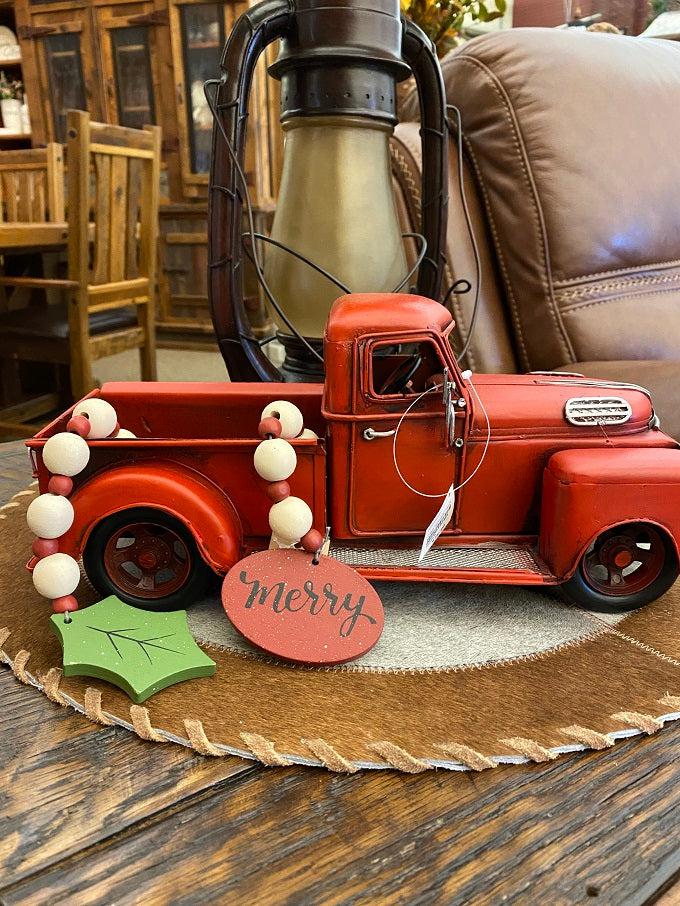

left=278, top=334, right=325, bottom=383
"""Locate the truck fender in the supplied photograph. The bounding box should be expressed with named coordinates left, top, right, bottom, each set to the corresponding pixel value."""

left=539, top=448, right=680, bottom=580
left=60, top=463, right=243, bottom=574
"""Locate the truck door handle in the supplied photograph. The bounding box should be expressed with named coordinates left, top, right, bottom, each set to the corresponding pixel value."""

left=362, top=427, right=396, bottom=441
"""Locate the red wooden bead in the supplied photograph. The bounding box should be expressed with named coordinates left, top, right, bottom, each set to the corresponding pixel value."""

left=48, top=475, right=74, bottom=497
left=258, top=417, right=282, bottom=439
left=66, top=415, right=90, bottom=438
left=32, top=537, right=59, bottom=559
left=52, top=595, right=79, bottom=614
left=300, top=529, right=324, bottom=554
left=266, top=480, right=290, bottom=503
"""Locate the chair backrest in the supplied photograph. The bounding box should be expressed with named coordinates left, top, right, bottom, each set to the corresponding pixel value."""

left=0, top=145, right=64, bottom=224
left=65, top=110, right=161, bottom=293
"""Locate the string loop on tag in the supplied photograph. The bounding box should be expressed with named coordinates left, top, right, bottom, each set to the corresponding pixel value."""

left=391, top=373, right=491, bottom=499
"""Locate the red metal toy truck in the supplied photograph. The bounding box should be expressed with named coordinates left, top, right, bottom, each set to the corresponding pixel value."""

left=27, top=293, right=680, bottom=613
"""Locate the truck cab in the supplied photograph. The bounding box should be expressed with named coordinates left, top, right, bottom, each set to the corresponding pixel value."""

left=322, top=294, right=680, bottom=610
left=27, top=292, right=680, bottom=614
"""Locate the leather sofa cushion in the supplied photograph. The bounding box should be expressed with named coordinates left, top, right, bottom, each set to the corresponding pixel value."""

left=556, top=360, right=680, bottom=441
left=437, top=29, right=680, bottom=372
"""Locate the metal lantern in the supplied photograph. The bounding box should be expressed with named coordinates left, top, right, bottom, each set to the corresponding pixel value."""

left=208, top=0, right=448, bottom=381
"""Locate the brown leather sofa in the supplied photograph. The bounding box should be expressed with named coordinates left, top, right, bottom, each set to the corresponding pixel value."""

left=391, top=27, right=680, bottom=438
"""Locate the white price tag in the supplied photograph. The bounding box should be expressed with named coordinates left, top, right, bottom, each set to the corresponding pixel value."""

left=418, top=484, right=456, bottom=563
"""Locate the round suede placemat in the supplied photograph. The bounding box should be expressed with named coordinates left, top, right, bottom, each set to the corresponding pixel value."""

left=2, top=482, right=679, bottom=773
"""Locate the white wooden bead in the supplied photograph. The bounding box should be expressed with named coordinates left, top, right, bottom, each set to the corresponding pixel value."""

left=298, top=428, right=318, bottom=440
left=261, top=400, right=304, bottom=439
left=32, top=553, right=81, bottom=599
left=73, top=398, right=118, bottom=439
left=253, top=438, right=297, bottom=481
left=268, top=496, right=313, bottom=543
left=114, top=428, right=137, bottom=439
left=27, top=494, right=75, bottom=539
left=42, top=432, right=90, bottom=477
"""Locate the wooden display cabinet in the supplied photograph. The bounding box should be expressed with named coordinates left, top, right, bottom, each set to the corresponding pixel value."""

left=14, top=0, right=282, bottom=338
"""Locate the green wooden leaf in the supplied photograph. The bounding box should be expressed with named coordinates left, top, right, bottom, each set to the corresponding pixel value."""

left=50, top=596, right=216, bottom=704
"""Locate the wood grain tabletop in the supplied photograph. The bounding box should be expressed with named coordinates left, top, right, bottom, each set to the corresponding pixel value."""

left=1, top=441, right=678, bottom=906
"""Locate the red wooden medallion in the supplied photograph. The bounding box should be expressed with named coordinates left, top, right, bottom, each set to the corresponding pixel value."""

left=221, top=549, right=384, bottom=665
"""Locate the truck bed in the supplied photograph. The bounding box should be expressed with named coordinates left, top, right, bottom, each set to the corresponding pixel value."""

left=28, top=383, right=327, bottom=545
left=35, top=382, right=326, bottom=441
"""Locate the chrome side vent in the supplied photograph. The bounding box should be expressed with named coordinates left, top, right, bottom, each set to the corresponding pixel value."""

left=565, top=396, right=633, bottom=427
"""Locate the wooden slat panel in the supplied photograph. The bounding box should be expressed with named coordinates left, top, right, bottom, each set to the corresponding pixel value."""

left=90, top=143, right=155, bottom=160
left=89, top=325, right=144, bottom=359
left=88, top=277, right=150, bottom=296
left=93, top=153, right=112, bottom=285
left=46, top=144, right=65, bottom=223
left=0, top=149, right=51, bottom=166
left=90, top=121, right=155, bottom=151
left=126, top=157, right=142, bottom=280
left=165, top=232, right=209, bottom=245
left=108, top=156, right=128, bottom=284
left=30, top=171, right=46, bottom=222
left=0, top=224, right=68, bottom=250
left=16, top=172, right=31, bottom=222
left=88, top=297, right=148, bottom=315
left=5, top=174, right=18, bottom=222
left=0, top=277, right=75, bottom=288
left=66, top=109, right=95, bottom=398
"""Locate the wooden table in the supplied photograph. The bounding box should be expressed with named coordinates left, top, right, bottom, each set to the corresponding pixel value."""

left=0, top=440, right=678, bottom=905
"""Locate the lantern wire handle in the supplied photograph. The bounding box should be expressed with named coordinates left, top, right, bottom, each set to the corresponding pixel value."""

left=205, top=77, right=428, bottom=366
left=444, top=103, right=483, bottom=366
left=205, top=77, right=325, bottom=365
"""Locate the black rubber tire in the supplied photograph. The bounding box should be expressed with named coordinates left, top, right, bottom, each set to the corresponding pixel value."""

left=83, top=507, right=214, bottom=611
left=559, top=526, right=678, bottom=613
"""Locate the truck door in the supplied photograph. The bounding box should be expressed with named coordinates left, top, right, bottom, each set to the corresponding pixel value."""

left=348, top=336, right=466, bottom=537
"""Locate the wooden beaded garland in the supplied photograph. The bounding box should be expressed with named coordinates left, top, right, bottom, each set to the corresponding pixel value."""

left=73, top=398, right=118, bottom=439
left=258, top=417, right=282, bottom=439
left=265, top=480, right=291, bottom=503
left=253, top=437, right=297, bottom=482
left=255, top=402, right=324, bottom=553
left=300, top=529, right=324, bottom=553
left=32, top=552, right=81, bottom=599
left=269, top=496, right=313, bottom=543
left=261, top=400, right=304, bottom=439
left=47, top=475, right=74, bottom=497
left=42, top=432, right=90, bottom=477
left=27, top=494, right=75, bottom=539
left=27, top=396, right=136, bottom=614
left=66, top=414, right=91, bottom=438
left=52, top=595, right=79, bottom=614
left=32, top=537, right=59, bottom=559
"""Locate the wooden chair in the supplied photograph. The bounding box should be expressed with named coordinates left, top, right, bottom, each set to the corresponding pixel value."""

left=0, top=144, right=65, bottom=249
left=0, top=110, right=160, bottom=429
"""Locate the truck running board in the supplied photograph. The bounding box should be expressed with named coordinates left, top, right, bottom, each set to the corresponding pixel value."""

left=329, top=542, right=555, bottom=585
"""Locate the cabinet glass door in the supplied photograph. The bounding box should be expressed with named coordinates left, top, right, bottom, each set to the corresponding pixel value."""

left=110, top=26, right=156, bottom=129
left=43, top=33, right=87, bottom=142
left=179, top=3, right=223, bottom=174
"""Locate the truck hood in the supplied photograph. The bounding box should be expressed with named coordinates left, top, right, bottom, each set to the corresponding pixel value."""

left=469, top=373, right=656, bottom=438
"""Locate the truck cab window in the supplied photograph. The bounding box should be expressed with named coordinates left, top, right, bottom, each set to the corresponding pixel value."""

left=371, top=340, right=445, bottom=397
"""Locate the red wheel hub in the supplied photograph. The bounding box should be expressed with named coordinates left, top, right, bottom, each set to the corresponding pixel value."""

left=103, top=521, right=192, bottom=600
left=581, top=525, right=665, bottom=597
